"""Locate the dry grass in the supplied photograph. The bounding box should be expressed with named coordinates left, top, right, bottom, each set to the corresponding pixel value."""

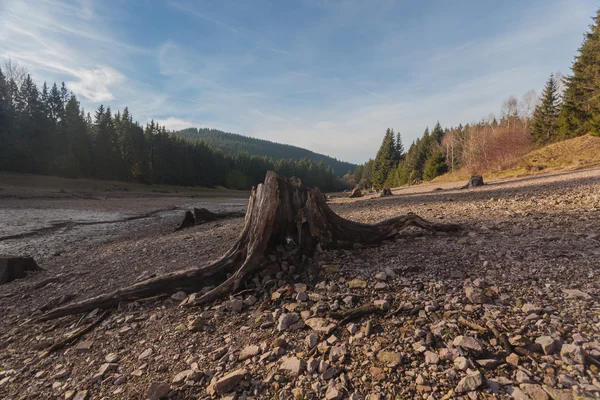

left=432, top=135, right=600, bottom=183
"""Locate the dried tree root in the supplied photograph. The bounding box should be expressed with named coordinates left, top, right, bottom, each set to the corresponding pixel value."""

left=36, top=172, right=460, bottom=322
left=458, top=316, right=488, bottom=334
left=41, top=310, right=110, bottom=357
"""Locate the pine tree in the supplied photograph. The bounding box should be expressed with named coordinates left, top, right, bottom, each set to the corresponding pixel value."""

left=559, top=9, right=600, bottom=137
left=531, top=74, right=560, bottom=145
left=372, top=128, right=395, bottom=189
left=394, top=131, right=404, bottom=161
left=431, top=121, right=444, bottom=143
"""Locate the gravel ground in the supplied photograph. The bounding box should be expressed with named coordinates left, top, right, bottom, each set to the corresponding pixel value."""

left=0, top=168, right=599, bottom=400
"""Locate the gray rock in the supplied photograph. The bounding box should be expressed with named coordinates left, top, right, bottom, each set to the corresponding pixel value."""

left=560, top=343, right=586, bottom=365
left=146, top=382, right=170, bottom=400
left=453, top=335, right=483, bottom=355
left=277, top=313, right=300, bottom=331
left=519, top=383, right=550, bottom=400
left=465, top=286, right=490, bottom=304
left=239, top=345, right=260, bottom=361
left=305, top=334, right=319, bottom=349
left=424, top=351, right=439, bottom=365
left=171, top=291, right=187, bottom=301
left=455, top=371, right=484, bottom=393
left=535, top=336, right=558, bottom=355
left=279, top=356, right=306, bottom=377
left=206, top=369, right=246, bottom=395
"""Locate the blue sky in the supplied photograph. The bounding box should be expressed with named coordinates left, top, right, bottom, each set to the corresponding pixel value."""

left=0, top=0, right=597, bottom=163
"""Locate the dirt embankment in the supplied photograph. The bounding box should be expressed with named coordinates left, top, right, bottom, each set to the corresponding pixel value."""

left=0, top=169, right=599, bottom=399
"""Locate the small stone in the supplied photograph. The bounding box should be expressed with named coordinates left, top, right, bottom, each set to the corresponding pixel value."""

left=239, top=345, right=260, bottom=361
left=305, top=334, right=319, bottom=349
left=454, top=356, right=468, bottom=371
left=374, top=282, right=387, bottom=290
left=535, top=336, right=558, bottom=355
left=347, top=278, right=367, bottom=289
left=98, top=363, right=119, bottom=376
left=279, top=357, right=306, bottom=377
left=562, top=288, right=591, bottom=300
left=105, top=353, right=120, bottom=363
left=373, top=300, right=390, bottom=311
left=307, top=358, right=319, bottom=373
left=465, top=287, right=490, bottom=304
left=476, top=359, right=499, bottom=369
left=455, top=371, right=484, bottom=393
left=172, top=370, right=193, bottom=384
left=171, top=291, right=187, bottom=301
left=520, top=383, right=549, bottom=400
left=424, top=351, right=439, bottom=365
left=73, top=391, right=88, bottom=400
left=509, top=335, right=529, bottom=347
left=206, top=369, right=246, bottom=395
left=370, top=366, right=385, bottom=381
left=305, top=317, right=335, bottom=333
left=138, top=348, right=153, bottom=360
left=384, top=267, right=397, bottom=279
left=376, top=351, right=401, bottom=365
left=74, top=341, right=93, bottom=354
left=296, top=292, right=308, bottom=302
left=146, top=382, right=170, bottom=400
left=277, top=313, right=300, bottom=331
left=522, top=303, right=542, bottom=315
left=227, top=299, right=243, bottom=312
left=453, top=335, right=483, bottom=355
left=114, top=376, right=127, bottom=385
left=323, top=264, right=341, bottom=274
left=375, top=272, right=387, bottom=281
left=516, top=370, right=530, bottom=383
left=506, top=353, right=519, bottom=367
left=560, top=343, right=586, bottom=365
left=243, top=295, right=258, bottom=306
left=347, top=323, right=358, bottom=335
left=325, top=384, right=342, bottom=400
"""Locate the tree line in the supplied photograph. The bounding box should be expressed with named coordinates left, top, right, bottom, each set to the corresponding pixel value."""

left=350, top=8, right=600, bottom=189
left=0, top=62, right=346, bottom=191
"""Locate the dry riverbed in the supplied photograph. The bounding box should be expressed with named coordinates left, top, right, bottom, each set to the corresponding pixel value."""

left=0, top=169, right=599, bottom=399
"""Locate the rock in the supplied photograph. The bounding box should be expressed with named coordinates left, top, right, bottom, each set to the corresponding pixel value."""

left=187, top=317, right=205, bottom=332
left=535, top=336, right=558, bottom=355
left=560, top=343, right=586, bottom=365
left=542, top=385, right=574, bottom=400
left=509, top=335, right=529, bottom=347
left=277, top=313, right=300, bottom=331
left=373, top=300, right=390, bottom=311
left=172, top=370, right=193, bottom=384
left=307, top=358, right=319, bottom=373
left=323, top=265, right=341, bottom=274
left=424, top=351, right=439, bottom=365
left=279, top=357, right=306, bottom=377
left=105, top=353, right=120, bottom=363
left=384, top=267, right=397, bottom=279
left=374, top=282, right=387, bottom=290
left=465, top=286, right=490, bottom=304
left=455, top=371, right=484, bottom=393
left=305, top=334, right=319, bottom=349
left=74, top=340, right=93, bottom=354
left=506, top=353, right=519, bottom=367
left=138, top=348, right=153, bottom=360
left=98, top=363, right=119, bottom=376
left=73, top=391, right=88, bottom=400
left=370, top=366, right=385, bottom=381
left=296, top=292, right=308, bottom=302
left=207, top=369, right=246, bottom=395
left=453, top=335, right=483, bottom=355
left=562, top=288, right=591, bottom=300
left=375, top=272, right=387, bottom=281
left=239, top=345, right=260, bottom=361
left=476, top=359, right=499, bottom=369
left=244, top=295, right=258, bottom=306
left=454, top=356, right=468, bottom=371
left=321, top=367, right=338, bottom=380
left=347, top=323, right=358, bottom=335
left=146, top=382, right=170, bottom=400
left=325, top=384, right=342, bottom=400
left=171, top=291, right=187, bottom=301
left=305, top=317, right=335, bottom=333
left=376, top=351, right=402, bottom=365
left=329, top=344, right=347, bottom=362
left=522, top=303, right=542, bottom=314
left=516, top=370, right=530, bottom=383
left=519, top=384, right=550, bottom=400
left=348, top=279, right=367, bottom=289
left=227, top=299, right=243, bottom=312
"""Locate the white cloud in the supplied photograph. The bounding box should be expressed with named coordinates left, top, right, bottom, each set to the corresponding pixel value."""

left=67, top=65, right=124, bottom=102
left=155, top=117, right=195, bottom=131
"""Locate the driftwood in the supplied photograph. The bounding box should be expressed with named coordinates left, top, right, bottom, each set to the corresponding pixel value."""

left=349, top=188, right=362, bottom=198
left=380, top=188, right=393, bottom=197
left=0, top=256, right=43, bottom=285
left=175, top=208, right=245, bottom=231
left=36, top=172, right=459, bottom=322
left=462, top=175, right=484, bottom=189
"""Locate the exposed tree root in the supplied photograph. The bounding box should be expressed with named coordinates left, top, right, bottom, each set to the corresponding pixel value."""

left=36, top=172, right=459, bottom=322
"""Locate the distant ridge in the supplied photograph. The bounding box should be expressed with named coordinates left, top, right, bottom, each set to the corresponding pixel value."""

left=174, top=128, right=356, bottom=176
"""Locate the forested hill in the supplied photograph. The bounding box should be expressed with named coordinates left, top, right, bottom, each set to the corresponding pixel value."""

left=174, top=128, right=356, bottom=176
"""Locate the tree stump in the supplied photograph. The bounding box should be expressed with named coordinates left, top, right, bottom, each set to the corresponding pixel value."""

left=194, top=208, right=245, bottom=225
left=349, top=188, right=363, bottom=198
left=0, top=256, right=43, bottom=285
left=36, top=172, right=459, bottom=322
left=462, top=175, right=484, bottom=189
left=174, top=210, right=195, bottom=231
left=380, top=188, right=393, bottom=197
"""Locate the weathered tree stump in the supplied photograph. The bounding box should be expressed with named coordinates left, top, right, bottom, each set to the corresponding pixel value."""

left=462, top=175, right=485, bottom=189
left=194, top=208, right=244, bottom=225
left=174, top=210, right=195, bottom=231
left=349, top=188, right=363, bottom=198
left=36, top=172, right=459, bottom=322
left=0, top=256, right=43, bottom=285
left=380, top=188, right=393, bottom=197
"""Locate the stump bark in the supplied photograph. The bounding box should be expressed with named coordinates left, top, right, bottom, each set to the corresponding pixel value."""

left=380, top=188, right=393, bottom=197
left=462, top=175, right=485, bottom=189
left=0, top=256, right=43, bottom=285
left=36, top=172, right=459, bottom=321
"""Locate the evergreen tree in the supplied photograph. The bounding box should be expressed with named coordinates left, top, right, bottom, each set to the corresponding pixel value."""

left=423, top=149, right=448, bottom=181
left=394, top=131, right=404, bottom=161
left=371, top=128, right=395, bottom=189
left=531, top=74, right=561, bottom=144
left=559, top=9, right=600, bottom=137
left=431, top=121, right=444, bottom=143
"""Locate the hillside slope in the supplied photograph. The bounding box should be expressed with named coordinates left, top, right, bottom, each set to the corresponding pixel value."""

left=174, top=128, right=356, bottom=176
left=519, top=134, right=600, bottom=172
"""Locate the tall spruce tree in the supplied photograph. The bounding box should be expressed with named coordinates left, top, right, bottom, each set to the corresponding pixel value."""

left=394, top=131, right=404, bottom=161
left=559, top=9, right=600, bottom=137
left=372, top=128, right=395, bottom=189
left=531, top=74, right=561, bottom=145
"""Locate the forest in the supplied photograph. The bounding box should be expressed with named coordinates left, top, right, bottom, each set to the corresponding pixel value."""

left=175, top=128, right=356, bottom=176
left=350, top=10, right=600, bottom=190
left=0, top=64, right=347, bottom=192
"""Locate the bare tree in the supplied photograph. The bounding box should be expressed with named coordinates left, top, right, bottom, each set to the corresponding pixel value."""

left=2, top=57, right=28, bottom=87
left=554, top=71, right=565, bottom=96
left=520, top=89, right=537, bottom=129
left=501, top=96, right=519, bottom=131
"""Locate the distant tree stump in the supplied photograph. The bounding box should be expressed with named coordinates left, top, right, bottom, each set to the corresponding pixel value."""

left=194, top=208, right=244, bottom=225
left=0, top=256, right=43, bottom=285
left=462, top=175, right=485, bottom=189
left=174, top=211, right=196, bottom=231
left=349, top=188, right=363, bottom=198
left=380, top=188, right=393, bottom=197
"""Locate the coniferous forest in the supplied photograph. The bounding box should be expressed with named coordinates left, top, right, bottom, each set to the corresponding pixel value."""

left=351, top=10, right=600, bottom=190
left=0, top=67, right=346, bottom=191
